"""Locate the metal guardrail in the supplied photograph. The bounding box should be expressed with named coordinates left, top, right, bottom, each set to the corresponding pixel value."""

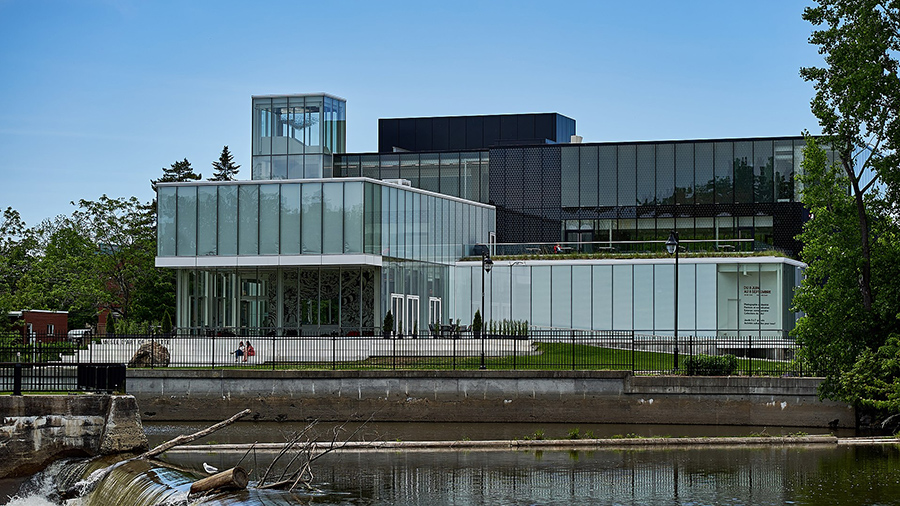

left=1, top=330, right=804, bottom=381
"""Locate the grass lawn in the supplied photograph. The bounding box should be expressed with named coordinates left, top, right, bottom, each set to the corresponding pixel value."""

left=187, top=342, right=799, bottom=376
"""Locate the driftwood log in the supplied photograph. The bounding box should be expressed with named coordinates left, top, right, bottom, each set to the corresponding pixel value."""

left=190, top=466, right=249, bottom=495
left=61, top=409, right=252, bottom=500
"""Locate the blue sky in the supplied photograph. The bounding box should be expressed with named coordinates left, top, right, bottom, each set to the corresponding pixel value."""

left=0, top=0, right=822, bottom=227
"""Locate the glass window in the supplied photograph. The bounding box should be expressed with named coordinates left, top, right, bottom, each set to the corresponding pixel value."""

left=511, top=263, right=531, bottom=323
left=598, top=145, right=617, bottom=207
left=305, top=96, right=323, bottom=154
left=654, top=263, right=674, bottom=332
left=612, top=264, right=633, bottom=330
left=252, top=156, right=271, bottom=180
left=695, top=143, right=714, bottom=205
left=531, top=266, right=551, bottom=327
left=287, top=96, right=306, bottom=156
left=259, top=184, right=280, bottom=254
left=775, top=140, right=794, bottom=202
left=304, top=154, right=322, bottom=178
left=592, top=265, right=612, bottom=330
left=551, top=265, right=572, bottom=329
left=157, top=186, right=176, bottom=256
left=492, top=265, right=511, bottom=321
left=572, top=265, right=592, bottom=329
left=217, top=185, right=237, bottom=255
left=322, top=182, right=344, bottom=254
left=419, top=154, right=440, bottom=193
left=197, top=186, right=217, bottom=256
left=754, top=140, right=774, bottom=203
left=460, top=153, right=479, bottom=202
left=715, top=142, right=734, bottom=204
left=280, top=184, right=301, bottom=255
left=440, top=153, right=460, bottom=197
left=287, top=155, right=303, bottom=179
left=633, top=264, right=654, bottom=333
left=252, top=97, right=272, bottom=156
left=696, top=263, right=717, bottom=333
left=617, top=145, right=636, bottom=206
left=675, top=143, right=694, bottom=205
left=176, top=186, right=197, bottom=256
left=400, top=153, right=420, bottom=189
left=637, top=144, right=657, bottom=205
left=238, top=185, right=259, bottom=255
left=793, top=139, right=806, bottom=201
left=734, top=141, right=753, bottom=203
left=301, top=183, right=322, bottom=254
left=271, top=97, right=289, bottom=156
left=344, top=182, right=364, bottom=254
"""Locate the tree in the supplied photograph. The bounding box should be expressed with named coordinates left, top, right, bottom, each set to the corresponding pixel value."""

left=795, top=1, right=900, bottom=405
left=151, top=158, right=201, bottom=189
left=209, top=146, right=241, bottom=181
left=800, top=0, right=900, bottom=313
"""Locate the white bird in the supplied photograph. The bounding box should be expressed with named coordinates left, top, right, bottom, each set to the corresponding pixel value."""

left=203, top=462, right=218, bottom=474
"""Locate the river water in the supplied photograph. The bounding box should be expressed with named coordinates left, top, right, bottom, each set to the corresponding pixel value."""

left=5, top=422, right=898, bottom=505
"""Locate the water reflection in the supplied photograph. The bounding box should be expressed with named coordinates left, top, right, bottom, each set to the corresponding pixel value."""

left=13, top=442, right=900, bottom=505
left=156, top=445, right=900, bottom=505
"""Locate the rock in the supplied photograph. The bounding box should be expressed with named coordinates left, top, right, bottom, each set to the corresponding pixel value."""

left=128, top=341, right=170, bottom=368
left=99, top=395, right=149, bottom=454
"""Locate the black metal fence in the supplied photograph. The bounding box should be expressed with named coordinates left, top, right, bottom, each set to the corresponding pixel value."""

left=1, top=330, right=804, bottom=387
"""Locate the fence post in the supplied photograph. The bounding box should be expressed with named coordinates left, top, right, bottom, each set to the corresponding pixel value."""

left=631, top=331, right=635, bottom=374
left=332, top=333, right=336, bottom=371
left=151, top=335, right=155, bottom=369
left=272, top=332, right=276, bottom=371
left=452, top=335, right=456, bottom=371
left=13, top=363, right=22, bottom=396
left=392, top=334, right=397, bottom=370
left=749, top=335, right=753, bottom=377
left=689, top=335, right=693, bottom=376
left=571, top=329, right=576, bottom=370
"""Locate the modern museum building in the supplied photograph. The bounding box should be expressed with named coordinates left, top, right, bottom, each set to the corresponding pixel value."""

left=156, top=93, right=809, bottom=341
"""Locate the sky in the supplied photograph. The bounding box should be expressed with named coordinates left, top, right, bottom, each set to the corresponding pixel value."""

left=0, top=0, right=823, bottom=227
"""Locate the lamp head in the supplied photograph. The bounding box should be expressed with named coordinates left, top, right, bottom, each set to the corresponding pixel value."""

left=483, top=257, right=493, bottom=272
left=665, top=230, right=679, bottom=255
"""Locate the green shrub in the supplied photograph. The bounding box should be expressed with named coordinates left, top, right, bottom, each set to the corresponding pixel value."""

left=685, top=354, right=738, bottom=376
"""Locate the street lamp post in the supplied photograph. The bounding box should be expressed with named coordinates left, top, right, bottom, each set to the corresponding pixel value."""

left=480, top=253, right=493, bottom=370
left=666, top=230, right=680, bottom=372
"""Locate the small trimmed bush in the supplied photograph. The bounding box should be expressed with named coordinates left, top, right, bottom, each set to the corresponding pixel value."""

left=685, top=354, right=738, bottom=376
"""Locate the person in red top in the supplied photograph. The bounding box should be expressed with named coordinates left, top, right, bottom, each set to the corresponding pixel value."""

left=244, top=340, right=255, bottom=362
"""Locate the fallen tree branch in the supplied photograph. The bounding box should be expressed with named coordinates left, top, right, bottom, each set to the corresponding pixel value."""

left=61, top=409, right=252, bottom=500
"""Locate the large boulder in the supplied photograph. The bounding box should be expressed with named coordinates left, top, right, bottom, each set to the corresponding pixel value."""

left=128, top=341, right=170, bottom=368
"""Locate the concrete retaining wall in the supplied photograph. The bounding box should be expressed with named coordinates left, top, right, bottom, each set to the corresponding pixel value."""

left=128, top=370, right=855, bottom=428
left=0, top=395, right=148, bottom=478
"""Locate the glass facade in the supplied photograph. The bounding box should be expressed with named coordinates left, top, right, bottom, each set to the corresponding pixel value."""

left=485, top=138, right=826, bottom=255
left=335, top=151, right=489, bottom=204
left=158, top=178, right=495, bottom=334
left=252, top=94, right=346, bottom=180
left=157, top=178, right=494, bottom=264
left=452, top=258, right=802, bottom=339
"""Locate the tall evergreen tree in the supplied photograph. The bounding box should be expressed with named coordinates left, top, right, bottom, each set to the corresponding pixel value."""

left=151, top=158, right=201, bottom=190
left=209, top=146, right=241, bottom=181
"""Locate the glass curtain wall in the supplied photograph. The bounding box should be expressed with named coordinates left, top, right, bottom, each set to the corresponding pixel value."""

left=553, top=138, right=821, bottom=253
left=252, top=94, right=346, bottom=180
left=452, top=259, right=799, bottom=339
left=176, top=267, right=377, bottom=335
left=334, top=151, right=489, bottom=204
left=158, top=179, right=495, bottom=264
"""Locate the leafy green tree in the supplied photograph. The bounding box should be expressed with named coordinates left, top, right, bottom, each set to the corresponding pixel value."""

left=800, top=0, right=900, bottom=313
left=209, top=145, right=241, bottom=181
left=0, top=207, right=35, bottom=330
left=795, top=1, right=900, bottom=407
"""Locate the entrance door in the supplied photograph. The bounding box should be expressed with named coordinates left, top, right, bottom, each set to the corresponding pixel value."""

left=406, top=295, right=420, bottom=337
left=390, top=293, right=404, bottom=334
